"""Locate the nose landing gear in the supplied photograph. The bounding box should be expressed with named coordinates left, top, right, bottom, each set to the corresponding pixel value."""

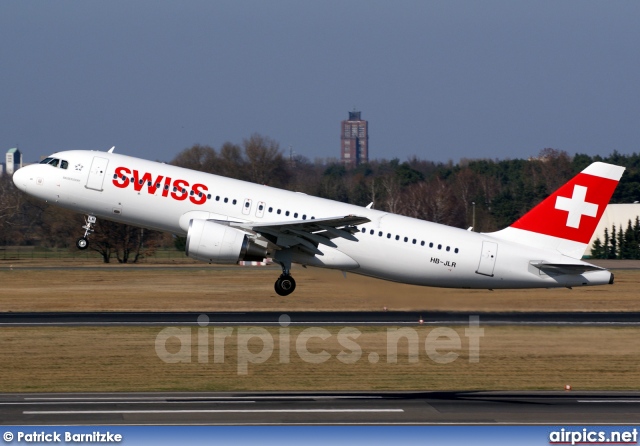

left=76, top=215, right=96, bottom=250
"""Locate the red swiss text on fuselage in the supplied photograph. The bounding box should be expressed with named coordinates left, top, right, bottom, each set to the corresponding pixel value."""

left=112, top=166, right=208, bottom=205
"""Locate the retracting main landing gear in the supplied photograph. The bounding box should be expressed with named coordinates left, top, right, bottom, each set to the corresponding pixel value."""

left=274, top=274, right=296, bottom=296
left=273, top=250, right=296, bottom=296
left=76, top=215, right=96, bottom=250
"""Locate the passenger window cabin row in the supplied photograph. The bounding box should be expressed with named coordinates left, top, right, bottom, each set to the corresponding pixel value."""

left=359, top=227, right=460, bottom=254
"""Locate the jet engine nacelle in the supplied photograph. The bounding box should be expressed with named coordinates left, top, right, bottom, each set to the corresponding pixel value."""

left=185, top=219, right=267, bottom=264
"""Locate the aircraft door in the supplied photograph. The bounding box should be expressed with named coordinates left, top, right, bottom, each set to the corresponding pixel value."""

left=242, top=198, right=252, bottom=215
left=256, top=201, right=266, bottom=218
left=476, top=241, right=498, bottom=277
left=85, top=157, right=109, bottom=191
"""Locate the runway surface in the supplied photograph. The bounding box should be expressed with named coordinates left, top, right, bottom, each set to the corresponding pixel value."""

left=2, top=391, right=639, bottom=425
left=1, top=311, right=640, bottom=326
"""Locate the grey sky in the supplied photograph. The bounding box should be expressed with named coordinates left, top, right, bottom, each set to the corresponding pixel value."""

left=1, top=1, right=639, bottom=164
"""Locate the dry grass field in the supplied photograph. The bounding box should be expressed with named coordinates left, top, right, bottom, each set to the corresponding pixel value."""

left=0, top=259, right=638, bottom=392
left=0, top=260, right=639, bottom=312
left=1, top=326, right=639, bottom=392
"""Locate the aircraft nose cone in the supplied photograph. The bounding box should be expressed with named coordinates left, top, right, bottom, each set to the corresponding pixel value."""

left=12, top=166, right=30, bottom=192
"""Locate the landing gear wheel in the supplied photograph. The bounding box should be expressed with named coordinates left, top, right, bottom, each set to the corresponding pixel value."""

left=274, top=275, right=296, bottom=296
left=77, top=215, right=96, bottom=250
left=76, top=237, right=89, bottom=250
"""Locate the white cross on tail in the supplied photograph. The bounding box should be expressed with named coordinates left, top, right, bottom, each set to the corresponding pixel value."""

left=554, top=185, right=598, bottom=228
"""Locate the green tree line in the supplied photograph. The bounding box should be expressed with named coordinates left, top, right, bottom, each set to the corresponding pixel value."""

left=591, top=218, right=640, bottom=260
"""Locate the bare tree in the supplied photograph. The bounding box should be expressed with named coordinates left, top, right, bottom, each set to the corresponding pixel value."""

left=171, top=144, right=217, bottom=173
left=0, top=176, right=24, bottom=245
left=397, top=181, right=429, bottom=219
left=397, top=176, right=461, bottom=226
left=0, top=176, right=54, bottom=246
left=424, top=177, right=454, bottom=224
left=218, top=142, right=245, bottom=179
left=379, top=173, right=402, bottom=214
left=90, top=220, right=163, bottom=263
left=38, top=206, right=83, bottom=248
left=287, top=155, right=324, bottom=196
left=538, top=148, right=573, bottom=193
left=243, top=133, right=290, bottom=187
left=454, top=168, right=480, bottom=227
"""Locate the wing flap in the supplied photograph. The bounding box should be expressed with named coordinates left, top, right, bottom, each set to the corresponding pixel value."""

left=231, top=215, right=369, bottom=232
left=229, top=214, right=370, bottom=253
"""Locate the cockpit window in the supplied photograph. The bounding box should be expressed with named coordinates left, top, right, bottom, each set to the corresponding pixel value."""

left=39, top=157, right=69, bottom=169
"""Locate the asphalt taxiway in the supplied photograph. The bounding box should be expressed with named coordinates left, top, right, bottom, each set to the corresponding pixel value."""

left=2, top=391, right=640, bottom=425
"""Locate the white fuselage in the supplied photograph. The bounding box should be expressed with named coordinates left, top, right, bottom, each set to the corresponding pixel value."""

left=12, top=150, right=612, bottom=289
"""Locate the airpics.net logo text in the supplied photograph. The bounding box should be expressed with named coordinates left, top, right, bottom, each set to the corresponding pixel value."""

left=154, top=315, right=484, bottom=375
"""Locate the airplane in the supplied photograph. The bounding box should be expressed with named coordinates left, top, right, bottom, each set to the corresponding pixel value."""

left=12, top=148, right=624, bottom=296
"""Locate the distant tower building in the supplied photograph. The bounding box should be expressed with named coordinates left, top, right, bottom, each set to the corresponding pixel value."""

left=4, top=148, right=22, bottom=176
left=340, top=110, right=369, bottom=168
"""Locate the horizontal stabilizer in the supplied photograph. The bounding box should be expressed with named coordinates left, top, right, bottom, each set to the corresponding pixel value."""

left=531, top=261, right=604, bottom=275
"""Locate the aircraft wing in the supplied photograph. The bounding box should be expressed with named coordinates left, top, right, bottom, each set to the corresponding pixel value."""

left=229, top=215, right=370, bottom=255
left=531, top=262, right=605, bottom=275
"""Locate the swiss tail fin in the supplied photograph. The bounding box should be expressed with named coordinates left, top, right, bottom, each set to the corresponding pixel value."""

left=490, top=162, right=625, bottom=259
